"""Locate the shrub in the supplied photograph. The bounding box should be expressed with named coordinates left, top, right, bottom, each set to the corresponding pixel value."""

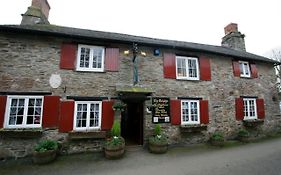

left=111, top=120, right=121, bottom=137
left=154, top=124, right=161, bottom=136
left=211, top=132, right=224, bottom=142
left=35, top=140, right=58, bottom=152
left=238, top=129, right=250, bottom=137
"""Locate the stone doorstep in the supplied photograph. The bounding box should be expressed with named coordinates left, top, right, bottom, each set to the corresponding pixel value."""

left=68, top=131, right=107, bottom=140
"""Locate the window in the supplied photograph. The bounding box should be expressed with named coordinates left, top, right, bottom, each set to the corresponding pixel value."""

left=181, top=100, right=200, bottom=125
left=239, top=61, right=251, bottom=77
left=76, top=45, right=105, bottom=72
left=243, top=98, right=257, bottom=120
left=4, top=96, right=43, bottom=128
left=74, top=101, right=102, bottom=131
left=176, top=56, right=199, bottom=80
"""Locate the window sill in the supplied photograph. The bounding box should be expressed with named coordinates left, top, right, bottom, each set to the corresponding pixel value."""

left=0, top=128, right=43, bottom=138
left=68, top=131, right=106, bottom=140
left=243, top=119, right=264, bottom=127
left=180, top=124, right=207, bottom=133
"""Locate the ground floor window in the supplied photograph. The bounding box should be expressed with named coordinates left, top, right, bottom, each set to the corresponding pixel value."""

left=4, top=96, right=43, bottom=128
left=74, top=101, right=102, bottom=130
left=181, top=100, right=200, bottom=125
left=243, top=98, right=257, bottom=120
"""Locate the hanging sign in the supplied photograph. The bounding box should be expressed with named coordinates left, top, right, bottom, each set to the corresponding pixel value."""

left=152, top=97, right=170, bottom=123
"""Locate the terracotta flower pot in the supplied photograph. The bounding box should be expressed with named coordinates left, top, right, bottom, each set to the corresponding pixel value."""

left=32, top=149, right=57, bottom=164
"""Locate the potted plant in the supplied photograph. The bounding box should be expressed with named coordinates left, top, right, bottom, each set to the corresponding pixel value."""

left=210, top=132, right=224, bottom=147
left=112, top=102, right=126, bottom=111
left=148, top=124, right=168, bottom=154
left=104, top=120, right=125, bottom=159
left=32, top=140, right=58, bottom=164
left=237, top=129, right=250, bottom=142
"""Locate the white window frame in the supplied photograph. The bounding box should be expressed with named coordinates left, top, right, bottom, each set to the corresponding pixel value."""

left=4, top=96, right=43, bottom=129
left=73, top=101, right=102, bottom=131
left=243, top=98, right=257, bottom=120
left=76, top=44, right=105, bottom=72
left=181, top=100, right=200, bottom=125
left=239, top=61, right=251, bottom=78
left=176, top=56, right=199, bottom=80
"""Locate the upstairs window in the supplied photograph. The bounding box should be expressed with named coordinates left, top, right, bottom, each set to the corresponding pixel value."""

left=243, top=98, right=257, bottom=120
left=74, top=101, right=102, bottom=131
left=4, top=96, right=43, bottom=128
left=76, top=45, right=105, bottom=72
left=181, top=100, right=200, bottom=125
left=176, top=56, right=199, bottom=80
left=239, top=61, right=251, bottom=78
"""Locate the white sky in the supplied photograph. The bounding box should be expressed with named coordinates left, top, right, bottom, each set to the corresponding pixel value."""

left=0, top=0, right=281, bottom=56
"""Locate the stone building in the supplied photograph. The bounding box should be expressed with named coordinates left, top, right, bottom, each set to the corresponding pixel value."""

left=0, top=0, right=280, bottom=159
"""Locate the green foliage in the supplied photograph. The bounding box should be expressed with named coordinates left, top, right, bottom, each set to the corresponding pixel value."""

left=111, top=120, right=121, bottom=137
left=106, top=136, right=125, bottom=149
left=211, top=132, right=224, bottom=142
left=149, top=124, right=167, bottom=145
left=238, top=129, right=250, bottom=137
left=112, top=102, right=126, bottom=111
left=35, top=140, right=58, bottom=152
left=154, top=124, right=161, bottom=136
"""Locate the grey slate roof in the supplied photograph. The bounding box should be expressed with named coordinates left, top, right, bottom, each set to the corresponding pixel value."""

left=0, top=24, right=277, bottom=64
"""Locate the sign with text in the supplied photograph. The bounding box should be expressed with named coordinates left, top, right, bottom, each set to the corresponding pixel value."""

left=152, top=97, right=170, bottom=123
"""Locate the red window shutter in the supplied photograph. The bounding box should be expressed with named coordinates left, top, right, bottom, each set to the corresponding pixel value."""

left=105, top=48, right=119, bottom=72
left=235, top=98, right=244, bottom=120
left=232, top=61, right=240, bottom=77
left=200, top=100, right=209, bottom=124
left=42, top=96, right=60, bottom=128
left=60, top=43, right=77, bottom=70
left=170, top=99, right=181, bottom=125
left=250, top=63, right=258, bottom=78
left=256, top=98, right=265, bottom=119
left=59, top=100, right=74, bottom=132
left=101, top=100, right=114, bottom=130
left=0, top=96, right=7, bottom=128
left=199, top=56, right=211, bottom=81
left=163, top=53, right=176, bottom=79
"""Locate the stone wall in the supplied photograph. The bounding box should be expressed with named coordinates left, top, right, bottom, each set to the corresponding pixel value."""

left=0, top=32, right=280, bottom=158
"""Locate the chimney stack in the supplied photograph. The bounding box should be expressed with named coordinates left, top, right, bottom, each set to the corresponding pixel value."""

left=221, top=23, right=246, bottom=51
left=21, top=0, right=51, bottom=25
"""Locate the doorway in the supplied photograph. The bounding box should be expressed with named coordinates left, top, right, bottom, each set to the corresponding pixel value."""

left=121, top=101, right=144, bottom=145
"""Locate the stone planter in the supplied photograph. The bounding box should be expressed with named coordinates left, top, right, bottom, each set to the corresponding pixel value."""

left=148, top=141, right=168, bottom=154
left=32, top=150, right=57, bottom=164
left=104, top=142, right=125, bottom=159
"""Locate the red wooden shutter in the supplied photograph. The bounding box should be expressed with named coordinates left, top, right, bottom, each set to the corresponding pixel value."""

left=250, top=63, right=258, bottom=78
left=232, top=61, right=240, bottom=77
left=60, top=43, right=77, bottom=70
left=0, top=96, right=7, bottom=128
left=101, top=100, right=114, bottom=130
left=59, top=100, right=74, bottom=132
left=42, top=96, right=60, bottom=128
left=105, top=48, right=119, bottom=72
left=256, top=98, right=265, bottom=119
left=235, top=98, right=244, bottom=120
left=200, top=100, right=209, bottom=124
left=163, top=53, right=176, bottom=79
left=199, top=56, right=211, bottom=81
left=170, top=99, right=181, bottom=125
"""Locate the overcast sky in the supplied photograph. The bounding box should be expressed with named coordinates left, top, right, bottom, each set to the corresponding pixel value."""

left=0, top=0, right=280, bottom=56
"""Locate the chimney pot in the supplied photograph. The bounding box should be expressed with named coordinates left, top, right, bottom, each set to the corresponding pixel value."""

left=224, top=23, right=238, bottom=35
left=32, top=0, right=50, bottom=18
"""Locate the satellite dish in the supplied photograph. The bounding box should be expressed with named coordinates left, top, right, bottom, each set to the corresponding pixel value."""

left=49, top=74, right=62, bottom=89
